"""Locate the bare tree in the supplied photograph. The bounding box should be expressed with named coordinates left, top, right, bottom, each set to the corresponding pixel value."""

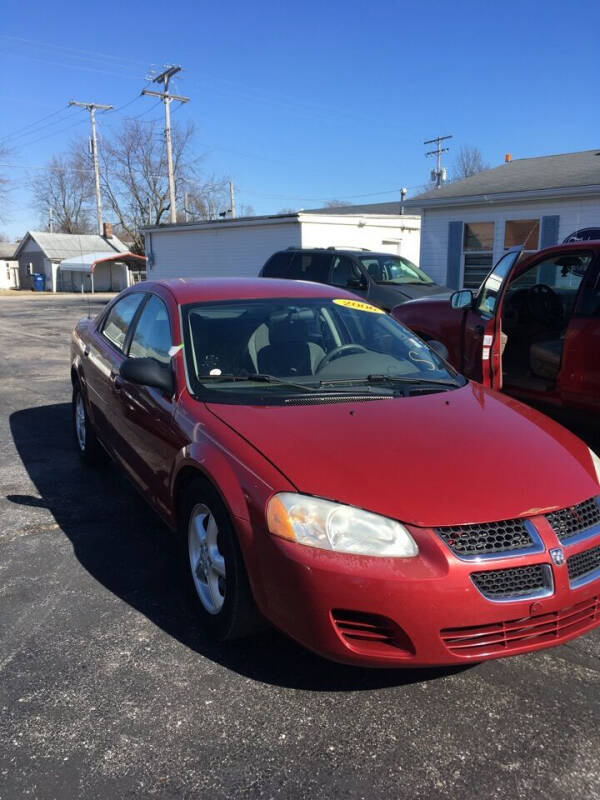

left=100, top=119, right=217, bottom=252
left=178, top=175, right=230, bottom=222
left=452, top=146, right=489, bottom=181
left=323, top=199, right=351, bottom=208
left=29, top=145, right=95, bottom=233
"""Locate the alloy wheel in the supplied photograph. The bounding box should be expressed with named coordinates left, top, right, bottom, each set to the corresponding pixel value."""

left=75, top=391, right=86, bottom=452
left=188, top=503, right=226, bottom=614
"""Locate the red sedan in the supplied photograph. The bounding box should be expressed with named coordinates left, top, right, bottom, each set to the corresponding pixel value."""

left=391, top=243, right=600, bottom=417
left=71, top=277, right=600, bottom=667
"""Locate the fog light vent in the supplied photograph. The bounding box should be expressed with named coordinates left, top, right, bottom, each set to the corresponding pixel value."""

left=331, top=609, right=415, bottom=657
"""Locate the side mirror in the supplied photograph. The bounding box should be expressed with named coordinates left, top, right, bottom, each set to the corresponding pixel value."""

left=120, top=357, right=174, bottom=396
left=450, top=289, right=474, bottom=310
left=427, top=339, right=449, bottom=361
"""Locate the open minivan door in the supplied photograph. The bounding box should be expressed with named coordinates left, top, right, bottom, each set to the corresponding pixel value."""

left=450, top=248, right=523, bottom=390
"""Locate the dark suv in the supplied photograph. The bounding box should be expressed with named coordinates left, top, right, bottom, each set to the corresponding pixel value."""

left=259, top=248, right=448, bottom=311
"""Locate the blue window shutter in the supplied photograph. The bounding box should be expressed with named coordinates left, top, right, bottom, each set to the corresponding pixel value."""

left=540, top=215, right=560, bottom=249
left=447, top=221, right=463, bottom=289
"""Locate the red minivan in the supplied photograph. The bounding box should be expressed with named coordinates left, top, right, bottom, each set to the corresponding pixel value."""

left=392, top=243, right=600, bottom=417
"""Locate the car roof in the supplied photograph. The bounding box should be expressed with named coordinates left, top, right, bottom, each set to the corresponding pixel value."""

left=145, top=276, right=363, bottom=304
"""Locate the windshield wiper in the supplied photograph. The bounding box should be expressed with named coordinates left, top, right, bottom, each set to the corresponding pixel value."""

left=320, top=374, right=461, bottom=389
left=201, top=373, right=390, bottom=396
left=200, top=373, right=322, bottom=392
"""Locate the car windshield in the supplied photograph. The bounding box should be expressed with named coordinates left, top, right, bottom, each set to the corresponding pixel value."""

left=181, top=297, right=464, bottom=403
left=359, top=255, right=434, bottom=285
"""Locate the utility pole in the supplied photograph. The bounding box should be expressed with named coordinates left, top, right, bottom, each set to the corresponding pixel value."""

left=69, top=100, right=113, bottom=234
left=48, top=207, right=54, bottom=233
left=229, top=180, right=236, bottom=218
left=142, top=66, right=189, bottom=223
left=424, top=134, right=452, bottom=188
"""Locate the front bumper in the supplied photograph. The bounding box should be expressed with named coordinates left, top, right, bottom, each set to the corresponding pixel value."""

left=243, top=514, right=600, bottom=667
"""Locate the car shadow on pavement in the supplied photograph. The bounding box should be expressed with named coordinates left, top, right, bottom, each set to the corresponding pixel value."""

left=9, top=402, right=470, bottom=691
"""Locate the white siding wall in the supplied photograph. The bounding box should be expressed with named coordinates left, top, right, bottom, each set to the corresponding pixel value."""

left=420, top=195, right=600, bottom=286
left=299, top=215, right=421, bottom=264
left=147, top=221, right=301, bottom=280
left=146, top=214, right=422, bottom=281
left=0, top=260, right=19, bottom=289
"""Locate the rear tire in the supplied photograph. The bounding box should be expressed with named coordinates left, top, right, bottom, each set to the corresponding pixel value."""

left=179, top=477, right=263, bottom=640
left=72, top=381, right=104, bottom=466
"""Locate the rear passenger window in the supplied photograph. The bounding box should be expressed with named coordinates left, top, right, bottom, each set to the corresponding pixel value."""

left=261, top=252, right=292, bottom=277
left=102, top=293, right=145, bottom=351
left=128, top=295, right=172, bottom=363
left=288, top=252, right=332, bottom=283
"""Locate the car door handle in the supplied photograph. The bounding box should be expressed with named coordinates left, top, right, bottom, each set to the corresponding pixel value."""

left=83, top=345, right=90, bottom=357
left=110, top=372, right=123, bottom=392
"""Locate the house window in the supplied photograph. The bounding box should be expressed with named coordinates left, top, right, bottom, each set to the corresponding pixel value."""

left=504, top=219, right=539, bottom=251
left=463, top=222, right=494, bottom=289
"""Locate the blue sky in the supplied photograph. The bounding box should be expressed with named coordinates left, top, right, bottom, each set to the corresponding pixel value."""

left=1, top=0, right=599, bottom=238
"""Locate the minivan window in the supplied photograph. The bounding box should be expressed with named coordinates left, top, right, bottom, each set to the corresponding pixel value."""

left=262, top=252, right=292, bottom=278
left=330, top=256, right=362, bottom=287
left=359, top=255, right=433, bottom=285
left=287, top=252, right=332, bottom=283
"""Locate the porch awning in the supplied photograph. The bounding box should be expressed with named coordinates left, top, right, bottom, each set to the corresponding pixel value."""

left=59, top=251, right=146, bottom=273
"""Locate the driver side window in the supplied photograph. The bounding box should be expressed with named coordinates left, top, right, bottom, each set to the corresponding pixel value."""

left=508, top=252, right=591, bottom=317
left=476, top=250, right=521, bottom=316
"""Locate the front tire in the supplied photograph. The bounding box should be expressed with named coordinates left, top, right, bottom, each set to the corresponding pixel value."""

left=72, top=381, right=104, bottom=466
left=179, top=477, right=262, bottom=640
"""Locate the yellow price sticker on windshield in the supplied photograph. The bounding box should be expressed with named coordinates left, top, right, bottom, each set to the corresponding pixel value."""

left=333, top=298, right=384, bottom=314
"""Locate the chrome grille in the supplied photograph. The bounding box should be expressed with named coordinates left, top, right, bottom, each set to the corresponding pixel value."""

left=567, top=545, right=600, bottom=588
left=471, top=564, right=552, bottom=600
left=437, top=518, right=535, bottom=557
left=546, top=497, right=600, bottom=542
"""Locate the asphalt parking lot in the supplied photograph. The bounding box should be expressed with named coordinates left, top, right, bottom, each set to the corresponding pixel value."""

left=1, top=293, right=600, bottom=800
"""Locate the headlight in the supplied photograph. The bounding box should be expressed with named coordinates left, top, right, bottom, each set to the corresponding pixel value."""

left=266, top=493, right=418, bottom=557
left=589, top=448, right=600, bottom=485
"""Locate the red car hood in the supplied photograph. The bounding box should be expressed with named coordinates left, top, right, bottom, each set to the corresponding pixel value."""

left=207, top=383, right=598, bottom=527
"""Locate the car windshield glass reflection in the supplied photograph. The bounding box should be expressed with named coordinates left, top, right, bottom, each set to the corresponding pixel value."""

left=182, top=298, right=464, bottom=401
left=359, top=255, right=434, bottom=285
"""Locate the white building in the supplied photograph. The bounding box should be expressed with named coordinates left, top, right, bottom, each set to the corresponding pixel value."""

left=404, top=149, right=600, bottom=289
left=0, top=242, right=20, bottom=289
left=143, top=212, right=421, bottom=280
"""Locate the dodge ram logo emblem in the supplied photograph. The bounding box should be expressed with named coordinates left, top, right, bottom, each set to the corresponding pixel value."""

left=550, top=548, right=565, bottom=566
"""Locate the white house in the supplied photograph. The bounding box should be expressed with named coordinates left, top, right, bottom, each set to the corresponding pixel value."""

left=143, top=212, right=421, bottom=280
left=0, top=242, right=20, bottom=289
left=403, top=149, right=600, bottom=289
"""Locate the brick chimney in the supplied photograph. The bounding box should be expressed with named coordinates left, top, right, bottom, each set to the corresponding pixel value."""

left=505, top=153, right=512, bottom=163
left=103, top=222, right=113, bottom=239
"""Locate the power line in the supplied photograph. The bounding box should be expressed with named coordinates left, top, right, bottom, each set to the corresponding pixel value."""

left=14, top=116, right=89, bottom=149
left=0, top=104, right=70, bottom=143
left=2, top=49, right=145, bottom=81
left=0, top=35, right=152, bottom=68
